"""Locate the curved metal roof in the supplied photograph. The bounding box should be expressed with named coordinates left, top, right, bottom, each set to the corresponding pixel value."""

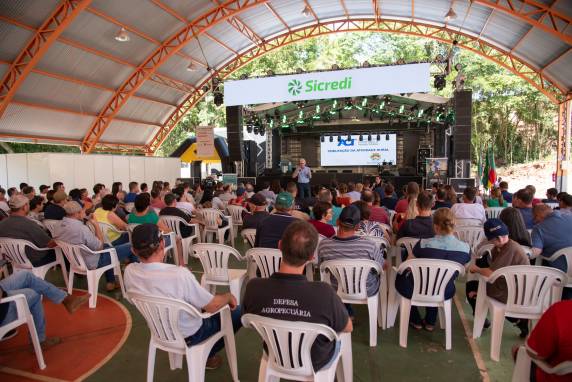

left=0, top=0, right=570, bottom=155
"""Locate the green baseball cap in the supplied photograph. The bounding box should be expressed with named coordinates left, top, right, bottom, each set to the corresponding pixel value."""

left=275, top=192, right=294, bottom=208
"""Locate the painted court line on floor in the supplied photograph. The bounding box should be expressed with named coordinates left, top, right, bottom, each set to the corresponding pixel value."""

left=454, top=295, right=490, bottom=382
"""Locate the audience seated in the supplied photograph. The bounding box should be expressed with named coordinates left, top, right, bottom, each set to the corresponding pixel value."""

left=159, top=193, right=199, bottom=239
left=498, top=207, right=532, bottom=247
left=346, top=182, right=361, bottom=203
left=94, top=195, right=129, bottom=245
left=124, top=223, right=241, bottom=370
left=22, top=186, right=35, bottom=200
left=28, top=196, right=45, bottom=223
left=128, top=193, right=160, bottom=225
left=318, top=205, right=385, bottom=319
left=486, top=187, right=508, bottom=208
left=526, top=185, right=542, bottom=206
left=43, top=190, right=67, bottom=220
left=559, top=193, right=572, bottom=214
left=317, top=189, right=342, bottom=226
left=241, top=193, right=269, bottom=229
left=353, top=200, right=386, bottom=238
left=525, top=300, right=572, bottom=382
left=542, top=187, right=559, bottom=206
left=0, top=195, right=57, bottom=266
left=228, top=187, right=248, bottom=208
left=467, top=219, right=530, bottom=337
left=395, top=208, right=469, bottom=331
left=91, top=183, right=107, bottom=207
left=244, top=183, right=255, bottom=199
left=113, top=190, right=129, bottom=220
left=243, top=220, right=352, bottom=371
left=217, top=184, right=234, bottom=203
left=397, top=191, right=435, bottom=240
left=174, top=190, right=195, bottom=215
left=124, top=181, right=139, bottom=203
left=309, top=201, right=336, bottom=238
left=499, top=181, right=512, bottom=203
left=254, top=192, right=297, bottom=249
left=361, top=190, right=389, bottom=224
left=444, top=185, right=458, bottom=205
left=0, top=271, right=89, bottom=349
left=395, top=182, right=419, bottom=215
left=513, top=188, right=535, bottom=229
left=149, top=188, right=166, bottom=210
left=285, top=182, right=310, bottom=220
left=55, top=201, right=136, bottom=291
left=336, top=183, right=352, bottom=207
left=432, top=188, right=452, bottom=210
left=0, top=187, right=9, bottom=214
left=381, top=183, right=398, bottom=211
left=52, top=182, right=65, bottom=192
left=450, top=186, right=486, bottom=224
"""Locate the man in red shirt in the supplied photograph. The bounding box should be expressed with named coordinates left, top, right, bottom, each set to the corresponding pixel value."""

left=526, top=300, right=572, bottom=382
left=361, top=190, right=389, bottom=225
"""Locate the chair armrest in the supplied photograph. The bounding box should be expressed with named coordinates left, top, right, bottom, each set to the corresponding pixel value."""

left=199, top=303, right=230, bottom=319
left=0, top=294, right=27, bottom=304
left=26, top=243, right=53, bottom=252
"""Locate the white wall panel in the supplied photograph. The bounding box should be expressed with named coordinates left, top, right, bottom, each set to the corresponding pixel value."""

left=112, top=156, right=130, bottom=186
left=73, top=155, right=95, bottom=190
left=0, top=155, right=8, bottom=188
left=144, top=157, right=160, bottom=185
left=93, top=155, right=114, bottom=189
left=129, top=156, right=145, bottom=184
left=48, top=154, right=74, bottom=189
left=26, top=153, right=51, bottom=188
left=6, top=154, right=28, bottom=188
left=164, top=158, right=181, bottom=185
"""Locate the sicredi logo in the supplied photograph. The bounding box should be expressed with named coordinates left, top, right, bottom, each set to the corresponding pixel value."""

left=337, top=139, right=355, bottom=146
left=288, top=77, right=353, bottom=96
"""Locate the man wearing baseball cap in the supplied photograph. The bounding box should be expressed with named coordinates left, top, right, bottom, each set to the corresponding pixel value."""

left=242, top=192, right=269, bottom=229
left=254, top=192, right=296, bottom=249
left=44, top=190, right=67, bottom=220
left=468, top=218, right=530, bottom=337
left=124, top=224, right=242, bottom=370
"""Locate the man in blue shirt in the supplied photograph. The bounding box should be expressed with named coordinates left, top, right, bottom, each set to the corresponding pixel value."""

left=514, top=188, right=534, bottom=229
left=124, top=181, right=139, bottom=203
left=292, top=158, right=311, bottom=199
left=499, top=181, right=512, bottom=203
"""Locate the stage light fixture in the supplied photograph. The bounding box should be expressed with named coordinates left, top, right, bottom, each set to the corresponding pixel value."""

left=114, top=27, right=130, bottom=42
left=331, top=64, right=340, bottom=70
left=240, top=73, right=248, bottom=80
left=368, top=134, right=372, bottom=141
left=337, top=136, right=341, bottom=142
left=321, top=135, right=325, bottom=143
left=213, top=92, right=224, bottom=106
left=362, top=61, right=371, bottom=68
left=302, top=5, right=311, bottom=17
left=396, top=58, right=405, bottom=65
left=296, top=67, right=304, bottom=74
left=266, top=70, right=275, bottom=76
left=376, top=133, right=381, bottom=141
left=359, top=135, right=363, bottom=141
left=444, top=7, right=457, bottom=21
left=186, top=62, right=196, bottom=72
left=329, top=136, right=334, bottom=142
left=347, top=133, right=351, bottom=141
left=385, top=134, right=390, bottom=141
left=246, top=125, right=253, bottom=133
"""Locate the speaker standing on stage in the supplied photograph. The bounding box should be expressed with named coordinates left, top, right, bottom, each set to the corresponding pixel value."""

left=292, top=158, right=311, bottom=199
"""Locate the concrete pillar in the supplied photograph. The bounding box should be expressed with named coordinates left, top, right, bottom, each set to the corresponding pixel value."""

left=556, top=98, right=572, bottom=192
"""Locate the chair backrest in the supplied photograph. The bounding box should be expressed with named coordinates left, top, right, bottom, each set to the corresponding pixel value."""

left=126, top=223, right=140, bottom=242
left=485, top=207, right=504, bottom=219
left=320, top=259, right=381, bottom=300
left=397, top=259, right=465, bottom=303
left=456, top=218, right=483, bottom=227
left=548, top=247, right=572, bottom=280
left=226, top=205, right=244, bottom=225
left=520, top=245, right=535, bottom=259
left=246, top=248, right=282, bottom=278
left=54, top=240, right=90, bottom=271
left=476, top=243, right=494, bottom=259
left=362, top=235, right=390, bottom=254
left=454, top=227, right=486, bottom=253
left=489, top=265, right=566, bottom=316
left=0, top=238, right=34, bottom=268
left=388, top=210, right=396, bottom=224
left=158, top=215, right=186, bottom=237
left=193, top=243, right=243, bottom=282
left=97, top=222, right=122, bottom=245
left=128, top=292, right=201, bottom=351
left=545, top=203, right=559, bottom=210
left=242, top=313, right=338, bottom=378
left=42, top=219, right=60, bottom=236
left=199, top=208, right=222, bottom=229
left=396, top=237, right=420, bottom=259
left=241, top=228, right=256, bottom=247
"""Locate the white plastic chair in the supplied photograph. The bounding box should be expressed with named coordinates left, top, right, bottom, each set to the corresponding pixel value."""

left=240, top=228, right=256, bottom=248
left=242, top=314, right=352, bottom=382
left=55, top=240, right=126, bottom=308
left=192, top=243, right=247, bottom=305
left=320, top=259, right=384, bottom=346
left=97, top=222, right=127, bottom=246
left=472, top=265, right=566, bottom=361
left=0, top=294, right=46, bottom=369
left=389, top=259, right=465, bottom=350
left=456, top=218, right=483, bottom=227
left=0, top=238, right=68, bottom=288
left=128, top=292, right=239, bottom=382
left=159, top=216, right=199, bottom=265
left=485, top=207, right=504, bottom=219
left=245, top=248, right=282, bottom=279
left=42, top=219, right=60, bottom=237
left=454, top=226, right=486, bottom=254
left=226, top=205, right=245, bottom=241
left=198, top=208, right=231, bottom=244
left=512, top=345, right=572, bottom=382
left=545, top=247, right=572, bottom=288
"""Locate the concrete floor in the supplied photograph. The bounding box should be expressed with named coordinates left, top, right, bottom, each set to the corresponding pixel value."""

left=29, top=238, right=524, bottom=381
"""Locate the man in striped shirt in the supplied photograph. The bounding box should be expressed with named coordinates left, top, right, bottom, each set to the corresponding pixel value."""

left=317, top=205, right=385, bottom=297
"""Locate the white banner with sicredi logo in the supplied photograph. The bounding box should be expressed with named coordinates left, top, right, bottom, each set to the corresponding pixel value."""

left=224, top=63, right=430, bottom=106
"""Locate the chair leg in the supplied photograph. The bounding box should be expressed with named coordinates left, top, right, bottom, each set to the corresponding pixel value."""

left=338, top=332, right=353, bottom=382
left=472, top=282, right=489, bottom=339
left=379, top=280, right=388, bottom=329
left=490, top=307, right=505, bottom=361
left=438, top=307, right=446, bottom=330
left=27, top=313, right=46, bottom=370
left=367, top=296, right=379, bottom=347
left=512, top=346, right=532, bottom=382
left=229, top=277, right=244, bottom=306
left=258, top=354, right=270, bottom=382
left=399, top=298, right=411, bottom=348
left=221, top=310, right=239, bottom=382
left=87, top=271, right=99, bottom=309
left=168, top=352, right=183, bottom=370
left=443, top=301, right=452, bottom=350
left=146, top=344, right=157, bottom=382
left=115, top=265, right=127, bottom=299
left=386, top=272, right=399, bottom=329
left=57, top=251, right=69, bottom=289
left=68, top=271, right=75, bottom=295
left=187, top=347, right=206, bottom=382
left=305, top=263, right=314, bottom=281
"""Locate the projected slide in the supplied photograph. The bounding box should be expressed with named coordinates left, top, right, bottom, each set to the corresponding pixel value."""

left=320, top=134, right=397, bottom=166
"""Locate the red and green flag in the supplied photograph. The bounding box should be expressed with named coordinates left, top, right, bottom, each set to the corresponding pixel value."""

left=481, top=146, right=497, bottom=190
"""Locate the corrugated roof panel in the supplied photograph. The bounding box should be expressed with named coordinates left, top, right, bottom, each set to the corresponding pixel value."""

left=0, top=103, right=92, bottom=140
left=161, top=0, right=214, bottom=22
left=553, top=0, right=572, bottom=18
left=14, top=71, right=110, bottom=114
left=481, top=11, right=530, bottom=52
left=450, top=4, right=493, bottom=37
left=0, top=62, right=7, bottom=78
left=155, top=54, right=206, bottom=86
left=208, top=22, right=252, bottom=55
left=116, top=97, right=172, bottom=126
left=544, top=50, right=572, bottom=90
left=101, top=121, right=158, bottom=145
left=237, top=5, right=284, bottom=39
left=514, top=28, right=570, bottom=68
left=136, top=81, right=186, bottom=107
left=269, top=0, right=317, bottom=27
left=377, top=0, right=412, bottom=19
left=0, top=0, right=58, bottom=28
left=36, top=41, right=132, bottom=89
left=0, top=20, right=33, bottom=61
left=191, top=36, right=235, bottom=70
left=343, top=0, right=382, bottom=16
left=410, top=0, right=450, bottom=24
left=62, top=12, right=157, bottom=65
left=306, top=0, right=345, bottom=20
left=90, top=0, right=184, bottom=42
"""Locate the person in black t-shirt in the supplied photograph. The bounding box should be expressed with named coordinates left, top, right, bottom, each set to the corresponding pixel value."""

left=381, top=183, right=398, bottom=211
left=254, top=192, right=297, bottom=248
left=397, top=191, right=435, bottom=240
left=243, top=220, right=352, bottom=371
left=241, top=192, right=269, bottom=229
left=43, top=190, right=67, bottom=220
left=432, top=188, right=452, bottom=210
left=159, top=193, right=198, bottom=238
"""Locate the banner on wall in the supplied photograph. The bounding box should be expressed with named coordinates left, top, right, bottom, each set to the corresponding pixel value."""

left=196, top=126, right=215, bottom=158
left=224, top=63, right=430, bottom=106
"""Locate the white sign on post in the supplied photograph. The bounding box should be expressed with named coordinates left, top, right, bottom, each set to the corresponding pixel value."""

left=224, top=63, right=430, bottom=106
left=196, top=126, right=215, bottom=158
